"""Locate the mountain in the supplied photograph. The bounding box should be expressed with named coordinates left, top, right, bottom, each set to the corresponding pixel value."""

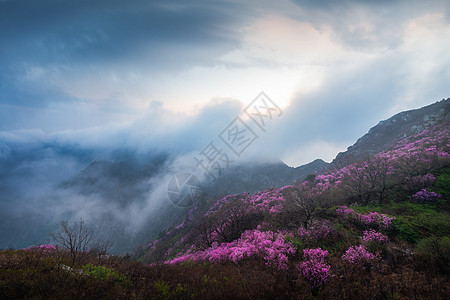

left=140, top=97, right=450, bottom=261
left=0, top=98, right=448, bottom=254
left=333, top=98, right=450, bottom=166
left=132, top=111, right=449, bottom=299
left=61, top=151, right=169, bottom=207
left=206, top=158, right=329, bottom=196
left=2, top=98, right=448, bottom=299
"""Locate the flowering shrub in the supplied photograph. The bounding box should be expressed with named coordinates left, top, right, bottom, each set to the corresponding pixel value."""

left=309, top=125, right=449, bottom=204
left=361, top=230, right=389, bottom=253
left=167, top=230, right=295, bottom=270
left=207, top=188, right=287, bottom=216
left=412, top=189, right=442, bottom=203
left=297, top=223, right=332, bottom=244
left=336, top=206, right=356, bottom=219
left=360, top=212, right=394, bottom=230
left=405, top=173, right=436, bottom=191
left=342, top=245, right=381, bottom=270
left=336, top=206, right=394, bottom=231
left=297, top=248, right=331, bottom=290
left=248, top=189, right=286, bottom=213
left=302, top=248, right=329, bottom=262
left=362, top=230, right=389, bottom=244
left=24, top=244, right=57, bottom=255
left=269, top=204, right=283, bottom=214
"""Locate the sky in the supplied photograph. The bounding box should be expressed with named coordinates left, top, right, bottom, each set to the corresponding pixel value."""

left=1, top=0, right=450, bottom=166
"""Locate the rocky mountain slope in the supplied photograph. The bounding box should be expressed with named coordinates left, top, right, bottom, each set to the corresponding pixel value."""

left=333, top=98, right=449, bottom=166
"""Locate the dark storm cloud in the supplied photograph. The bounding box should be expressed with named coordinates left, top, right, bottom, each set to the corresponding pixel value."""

left=0, top=0, right=245, bottom=64
left=0, top=0, right=250, bottom=110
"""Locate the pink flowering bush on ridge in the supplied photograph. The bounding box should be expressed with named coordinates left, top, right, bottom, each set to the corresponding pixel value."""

left=342, top=245, right=381, bottom=270
left=167, top=229, right=295, bottom=270
left=297, top=222, right=334, bottom=246
left=206, top=187, right=287, bottom=217
left=336, top=206, right=394, bottom=231
left=360, top=211, right=394, bottom=230
left=361, top=230, right=389, bottom=253
left=412, top=189, right=442, bottom=203
left=404, top=173, right=436, bottom=192
left=336, top=206, right=356, bottom=219
left=362, top=230, right=389, bottom=244
left=24, top=244, right=57, bottom=255
left=297, top=248, right=332, bottom=292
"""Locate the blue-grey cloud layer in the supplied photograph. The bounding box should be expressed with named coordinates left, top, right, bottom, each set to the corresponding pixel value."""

left=0, top=0, right=251, bottom=128
left=291, top=0, right=450, bottom=49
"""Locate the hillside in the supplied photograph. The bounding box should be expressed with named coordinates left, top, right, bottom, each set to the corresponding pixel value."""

left=1, top=100, right=449, bottom=299
left=333, top=98, right=449, bottom=166
left=4, top=99, right=446, bottom=254
left=132, top=112, right=450, bottom=298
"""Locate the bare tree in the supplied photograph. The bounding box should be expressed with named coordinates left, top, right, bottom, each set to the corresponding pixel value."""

left=282, top=183, right=326, bottom=229
left=212, top=204, right=263, bottom=243
left=190, top=218, right=217, bottom=249
left=90, top=239, right=113, bottom=264
left=51, top=218, right=94, bottom=264
left=188, top=200, right=264, bottom=248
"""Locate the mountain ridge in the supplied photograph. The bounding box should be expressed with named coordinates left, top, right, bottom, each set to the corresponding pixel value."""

left=333, top=98, right=449, bottom=166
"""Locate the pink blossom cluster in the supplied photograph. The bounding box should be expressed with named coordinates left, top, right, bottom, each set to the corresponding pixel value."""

left=175, top=221, right=185, bottom=230
left=24, top=244, right=57, bottom=254
left=269, top=204, right=284, bottom=214
left=206, top=187, right=289, bottom=217
left=360, top=212, right=394, bottom=230
left=310, top=125, right=448, bottom=203
left=206, top=193, right=244, bottom=215
left=336, top=206, right=356, bottom=219
left=412, top=189, right=442, bottom=203
left=297, top=248, right=332, bottom=289
left=362, top=230, right=389, bottom=244
left=166, top=230, right=295, bottom=269
left=392, top=126, right=449, bottom=155
left=243, top=188, right=287, bottom=214
left=341, top=245, right=381, bottom=270
left=153, top=187, right=289, bottom=254
left=297, top=223, right=332, bottom=243
left=148, top=238, right=160, bottom=249
left=336, top=206, right=394, bottom=230
left=411, top=173, right=436, bottom=188
left=403, top=173, right=438, bottom=193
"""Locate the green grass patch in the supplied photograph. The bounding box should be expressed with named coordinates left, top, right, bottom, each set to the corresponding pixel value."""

left=82, top=264, right=128, bottom=283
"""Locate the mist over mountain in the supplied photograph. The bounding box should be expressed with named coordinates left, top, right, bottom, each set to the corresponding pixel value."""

left=207, top=159, right=329, bottom=197
left=0, top=98, right=448, bottom=254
